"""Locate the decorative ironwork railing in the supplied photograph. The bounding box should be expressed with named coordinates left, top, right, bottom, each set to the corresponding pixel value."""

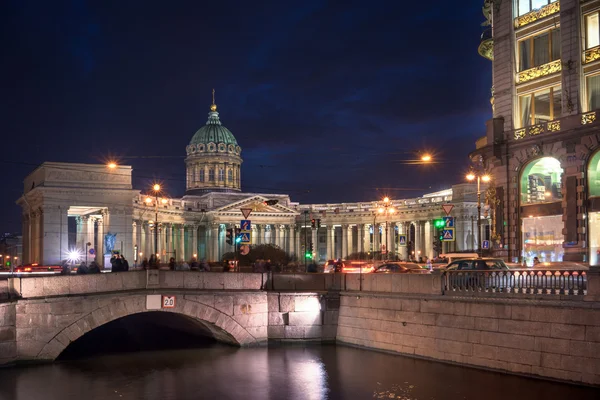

left=514, top=1, right=560, bottom=28
left=442, top=269, right=587, bottom=296
left=584, top=46, right=600, bottom=64
left=517, top=59, right=562, bottom=84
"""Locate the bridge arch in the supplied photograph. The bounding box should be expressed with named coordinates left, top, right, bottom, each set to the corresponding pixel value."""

left=35, top=293, right=261, bottom=361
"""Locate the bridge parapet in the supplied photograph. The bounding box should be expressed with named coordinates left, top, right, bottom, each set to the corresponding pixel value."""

left=9, top=271, right=268, bottom=299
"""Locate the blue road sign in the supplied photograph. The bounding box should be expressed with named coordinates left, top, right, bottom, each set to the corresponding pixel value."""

left=398, top=234, right=407, bottom=246
left=240, top=220, right=251, bottom=230
left=442, top=228, right=455, bottom=242
left=482, top=240, right=490, bottom=250
left=239, top=231, right=251, bottom=244
left=89, top=248, right=95, bottom=255
left=443, top=216, right=454, bottom=228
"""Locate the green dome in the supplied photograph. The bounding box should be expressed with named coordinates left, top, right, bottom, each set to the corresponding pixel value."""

left=189, top=110, right=238, bottom=147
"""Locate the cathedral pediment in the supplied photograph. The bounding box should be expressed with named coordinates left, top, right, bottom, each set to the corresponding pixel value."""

left=213, top=195, right=298, bottom=216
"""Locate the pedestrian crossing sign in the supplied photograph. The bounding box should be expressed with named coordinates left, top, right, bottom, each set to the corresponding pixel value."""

left=398, top=234, right=407, bottom=246
left=442, top=228, right=455, bottom=242
left=239, top=231, right=251, bottom=244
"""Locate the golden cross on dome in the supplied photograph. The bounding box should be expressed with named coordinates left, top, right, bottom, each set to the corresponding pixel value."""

left=210, top=89, right=217, bottom=111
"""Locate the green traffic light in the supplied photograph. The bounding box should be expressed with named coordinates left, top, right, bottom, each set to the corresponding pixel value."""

left=434, top=219, right=445, bottom=229
left=305, top=252, right=312, bottom=259
left=235, top=237, right=242, bottom=243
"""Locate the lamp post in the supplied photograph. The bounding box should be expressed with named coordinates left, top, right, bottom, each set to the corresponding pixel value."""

left=466, top=172, right=491, bottom=257
left=375, top=197, right=395, bottom=261
left=146, top=184, right=168, bottom=262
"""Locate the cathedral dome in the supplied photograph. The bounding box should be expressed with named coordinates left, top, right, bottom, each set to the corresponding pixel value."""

left=184, top=96, right=243, bottom=195
left=186, top=107, right=241, bottom=156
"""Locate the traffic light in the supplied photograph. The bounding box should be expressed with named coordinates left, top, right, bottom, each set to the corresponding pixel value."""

left=311, top=219, right=316, bottom=228
left=305, top=242, right=314, bottom=259
left=316, top=219, right=321, bottom=229
left=434, top=219, right=445, bottom=229
left=235, top=232, right=242, bottom=244
left=226, top=228, right=234, bottom=245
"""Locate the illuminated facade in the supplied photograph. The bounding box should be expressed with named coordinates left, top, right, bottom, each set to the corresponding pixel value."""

left=472, top=0, right=600, bottom=264
left=17, top=100, right=482, bottom=265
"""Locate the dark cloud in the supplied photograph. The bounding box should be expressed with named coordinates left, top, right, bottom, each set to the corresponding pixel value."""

left=0, top=0, right=492, bottom=232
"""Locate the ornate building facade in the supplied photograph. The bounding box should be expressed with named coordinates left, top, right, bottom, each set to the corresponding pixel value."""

left=17, top=101, right=482, bottom=266
left=472, top=0, right=600, bottom=264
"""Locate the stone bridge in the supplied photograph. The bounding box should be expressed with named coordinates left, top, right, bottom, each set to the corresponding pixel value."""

left=1, top=270, right=600, bottom=386
left=0, top=271, right=340, bottom=364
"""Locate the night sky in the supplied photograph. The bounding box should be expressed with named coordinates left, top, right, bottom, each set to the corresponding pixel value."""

left=1, top=0, right=492, bottom=234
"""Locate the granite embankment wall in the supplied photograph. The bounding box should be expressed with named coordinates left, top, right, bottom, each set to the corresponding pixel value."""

left=0, top=302, right=16, bottom=365
left=336, top=273, right=600, bottom=386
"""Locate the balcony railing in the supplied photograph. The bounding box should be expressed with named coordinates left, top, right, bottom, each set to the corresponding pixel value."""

left=584, top=45, right=600, bottom=64
left=517, top=59, right=562, bottom=84
left=442, top=269, right=586, bottom=296
left=514, top=1, right=560, bottom=29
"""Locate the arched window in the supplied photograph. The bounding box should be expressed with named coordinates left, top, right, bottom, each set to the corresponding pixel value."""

left=209, top=169, right=215, bottom=182
left=199, top=169, right=205, bottom=183
left=228, top=169, right=233, bottom=182
left=588, top=150, right=600, bottom=197
left=520, top=157, right=563, bottom=205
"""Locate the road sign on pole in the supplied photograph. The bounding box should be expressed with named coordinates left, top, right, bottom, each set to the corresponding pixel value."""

left=239, top=231, right=251, bottom=244
left=398, top=234, right=407, bottom=246
left=240, top=208, right=252, bottom=219
left=442, top=228, right=455, bottom=242
left=240, top=220, right=251, bottom=230
left=443, top=216, right=454, bottom=228
left=442, top=204, right=454, bottom=216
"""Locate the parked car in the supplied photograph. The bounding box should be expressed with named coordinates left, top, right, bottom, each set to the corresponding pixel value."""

left=323, top=260, right=343, bottom=273
left=375, top=262, right=430, bottom=274
left=445, top=258, right=509, bottom=271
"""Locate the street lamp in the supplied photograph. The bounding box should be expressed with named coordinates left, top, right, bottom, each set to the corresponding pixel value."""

left=375, top=197, right=395, bottom=261
left=466, top=172, right=491, bottom=256
left=146, top=184, right=168, bottom=262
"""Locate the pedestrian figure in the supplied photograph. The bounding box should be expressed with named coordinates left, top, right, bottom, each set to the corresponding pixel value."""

left=168, top=257, right=176, bottom=270
left=88, top=261, right=101, bottom=274
left=121, top=255, right=130, bottom=271
left=77, top=262, right=88, bottom=274
left=149, top=254, right=158, bottom=269
left=200, top=259, right=210, bottom=272
left=533, top=256, right=540, bottom=265
left=142, top=257, right=149, bottom=270
left=190, top=258, right=200, bottom=270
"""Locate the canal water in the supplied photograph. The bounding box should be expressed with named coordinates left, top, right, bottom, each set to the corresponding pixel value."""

left=0, top=343, right=598, bottom=400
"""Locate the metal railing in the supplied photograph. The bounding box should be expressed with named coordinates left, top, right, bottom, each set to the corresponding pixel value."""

left=442, top=269, right=587, bottom=296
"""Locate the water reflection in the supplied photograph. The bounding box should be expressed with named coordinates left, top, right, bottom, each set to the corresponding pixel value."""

left=0, top=345, right=597, bottom=400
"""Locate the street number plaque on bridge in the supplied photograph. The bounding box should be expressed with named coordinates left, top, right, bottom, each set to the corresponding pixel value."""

left=162, top=295, right=176, bottom=308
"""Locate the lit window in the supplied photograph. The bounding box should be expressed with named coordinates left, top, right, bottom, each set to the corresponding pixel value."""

left=588, top=75, right=600, bottom=111
left=520, top=157, right=563, bottom=205
left=586, top=13, right=600, bottom=49
left=199, top=169, right=205, bottom=183
left=518, top=27, right=560, bottom=71
left=518, top=86, right=561, bottom=127
left=209, top=169, right=215, bottom=182
left=219, top=169, right=224, bottom=181
left=516, top=0, right=558, bottom=17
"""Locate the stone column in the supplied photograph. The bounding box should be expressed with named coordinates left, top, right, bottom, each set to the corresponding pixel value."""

left=363, top=224, right=370, bottom=254
left=414, top=221, right=422, bottom=260
left=255, top=225, right=262, bottom=245
left=211, top=223, right=220, bottom=262
left=75, top=216, right=83, bottom=252
left=286, top=225, right=294, bottom=256
left=295, top=225, right=302, bottom=259
left=341, top=224, right=349, bottom=258
left=381, top=222, right=388, bottom=255
left=373, top=223, right=380, bottom=253
left=132, top=221, right=137, bottom=264
left=424, top=221, right=433, bottom=260
left=166, top=223, right=173, bottom=257
left=274, top=225, right=281, bottom=247
left=179, top=225, right=185, bottom=261
left=326, top=225, right=334, bottom=260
